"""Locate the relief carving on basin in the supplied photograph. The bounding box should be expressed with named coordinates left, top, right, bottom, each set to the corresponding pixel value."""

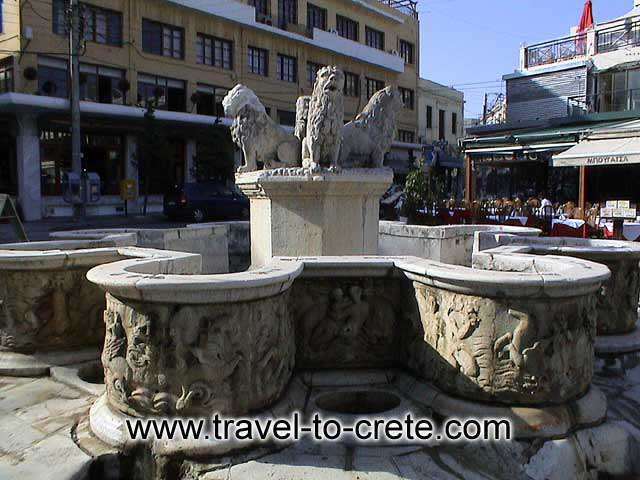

left=102, top=292, right=295, bottom=418
left=406, top=284, right=597, bottom=405
left=292, top=277, right=403, bottom=369
left=596, top=258, right=640, bottom=335
left=0, top=269, right=105, bottom=353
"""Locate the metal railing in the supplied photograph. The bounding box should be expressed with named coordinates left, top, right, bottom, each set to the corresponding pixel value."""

left=567, top=89, right=640, bottom=115
left=376, top=0, right=418, bottom=18
left=525, top=33, right=588, bottom=68
left=596, top=20, right=640, bottom=53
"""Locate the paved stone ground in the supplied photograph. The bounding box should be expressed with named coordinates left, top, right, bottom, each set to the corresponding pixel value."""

left=0, top=214, right=188, bottom=243
left=2, top=355, right=640, bottom=480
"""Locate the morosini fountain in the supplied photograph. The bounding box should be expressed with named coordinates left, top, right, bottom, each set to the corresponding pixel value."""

left=1, top=66, right=640, bottom=479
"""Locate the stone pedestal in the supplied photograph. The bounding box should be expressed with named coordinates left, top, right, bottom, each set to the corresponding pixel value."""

left=236, top=168, right=393, bottom=267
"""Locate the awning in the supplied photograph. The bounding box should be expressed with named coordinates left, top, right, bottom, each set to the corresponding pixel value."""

left=552, top=137, right=640, bottom=167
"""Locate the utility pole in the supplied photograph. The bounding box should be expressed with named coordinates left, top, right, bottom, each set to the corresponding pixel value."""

left=481, top=93, right=488, bottom=125
left=68, top=0, right=83, bottom=216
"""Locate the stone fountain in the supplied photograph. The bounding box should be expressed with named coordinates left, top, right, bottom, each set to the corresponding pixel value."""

left=1, top=67, right=639, bottom=479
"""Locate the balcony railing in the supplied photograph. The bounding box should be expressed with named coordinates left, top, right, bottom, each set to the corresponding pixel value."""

left=596, top=20, right=640, bottom=53
left=525, top=33, right=588, bottom=68
left=376, top=0, right=418, bottom=18
left=567, top=89, right=640, bottom=116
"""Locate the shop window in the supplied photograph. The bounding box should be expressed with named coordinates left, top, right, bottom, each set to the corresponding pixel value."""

left=0, top=58, right=13, bottom=93
left=196, top=34, right=233, bottom=70
left=137, top=73, right=186, bottom=112
left=80, top=64, right=125, bottom=104
left=40, top=130, right=124, bottom=196
left=138, top=138, right=184, bottom=194
left=196, top=84, right=229, bottom=117
left=142, top=19, right=183, bottom=59
left=38, top=56, right=69, bottom=98
left=0, top=134, right=17, bottom=195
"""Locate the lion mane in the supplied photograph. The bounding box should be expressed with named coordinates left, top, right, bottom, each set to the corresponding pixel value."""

left=223, top=85, right=300, bottom=172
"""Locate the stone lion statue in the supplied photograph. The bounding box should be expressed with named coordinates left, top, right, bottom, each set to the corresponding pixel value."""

left=339, top=86, right=403, bottom=168
left=303, top=66, right=345, bottom=171
left=294, top=96, right=310, bottom=143
left=222, top=85, right=301, bottom=173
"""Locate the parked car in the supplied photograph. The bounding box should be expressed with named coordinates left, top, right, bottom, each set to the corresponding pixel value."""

left=164, top=182, right=249, bottom=222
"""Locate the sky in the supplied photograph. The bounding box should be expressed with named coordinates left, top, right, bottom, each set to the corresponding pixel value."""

left=419, top=0, right=634, bottom=120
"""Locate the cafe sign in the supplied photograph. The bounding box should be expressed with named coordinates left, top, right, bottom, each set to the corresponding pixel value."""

left=584, top=155, right=631, bottom=166
left=552, top=137, right=640, bottom=167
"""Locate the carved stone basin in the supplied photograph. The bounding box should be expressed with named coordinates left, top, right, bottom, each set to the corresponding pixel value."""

left=398, top=253, right=610, bottom=405
left=476, top=233, right=640, bottom=335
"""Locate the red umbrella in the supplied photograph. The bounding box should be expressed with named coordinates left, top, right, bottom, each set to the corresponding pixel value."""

left=576, top=0, right=594, bottom=54
left=578, top=0, right=594, bottom=33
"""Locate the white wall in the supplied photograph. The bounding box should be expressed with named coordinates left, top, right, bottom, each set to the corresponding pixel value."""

left=417, top=79, right=464, bottom=146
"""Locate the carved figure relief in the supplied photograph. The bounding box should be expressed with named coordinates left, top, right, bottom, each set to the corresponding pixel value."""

left=409, top=284, right=596, bottom=405
left=292, top=278, right=402, bottom=368
left=103, top=292, right=294, bottom=417
left=596, top=259, right=640, bottom=334
left=0, top=269, right=104, bottom=353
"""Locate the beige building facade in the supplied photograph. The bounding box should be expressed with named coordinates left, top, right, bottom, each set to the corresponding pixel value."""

left=0, top=0, right=419, bottom=220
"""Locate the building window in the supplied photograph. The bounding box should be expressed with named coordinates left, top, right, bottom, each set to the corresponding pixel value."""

left=248, top=46, right=268, bottom=76
left=142, top=19, right=183, bottom=59
left=399, top=40, right=414, bottom=64
left=365, top=27, right=384, bottom=50
left=53, top=0, right=122, bottom=46
left=452, top=112, right=458, bottom=135
left=278, top=0, right=297, bottom=28
left=426, top=105, right=433, bottom=129
left=0, top=58, right=13, bottom=94
left=0, top=0, right=3, bottom=34
left=337, top=15, right=358, bottom=41
left=307, top=62, right=322, bottom=86
left=438, top=109, right=446, bottom=140
left=344, top=71, right=359, bottom=97
left=276, top=54, right=297, bottom=83
left=278, top=110, right=296, bottom=126
left=250, top=0, right=270, bottom=23
left=80, top=64, right=126, bottom=104
left=307, top=3, right=327, bottom=31
left=196, top=34, right=233, bottom=70
left=137, top=73, right=186, bottom=112
left=83, top=4, right=122, bottom=46
left=399, top=87, right=414, bottom=110
left=38, top=56, right=69, bottom=98
left=596, top=68, right=640, bottom=113
left=398, top=130, right=415, bottom=143
left=196, top=84, right=229, bottom=117
left=366, top=77, right=384, bottom=99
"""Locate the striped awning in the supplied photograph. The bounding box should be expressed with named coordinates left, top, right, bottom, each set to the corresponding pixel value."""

left=552, top=136, right=640, bottom=167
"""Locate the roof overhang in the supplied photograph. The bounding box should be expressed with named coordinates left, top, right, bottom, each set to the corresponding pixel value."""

left=552, top=137, right=640, bottom=167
